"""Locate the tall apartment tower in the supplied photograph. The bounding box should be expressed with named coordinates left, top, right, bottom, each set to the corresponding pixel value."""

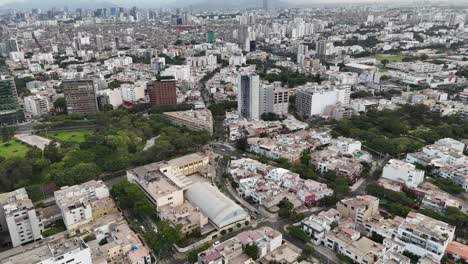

left=237, top=73, right=260, bottom=120
left=62, top=79, right=98, bottom=114
left=8, top=38, right=18, bottom=52
left=0, top=77, right=21, bottom=125
left=95, top=34, right=104, bottom=51
left=260, top=85, right=289, bottom=116
left=147, top=77, right=177, bottom=107
left=0, top=188, right=43, bottom=247
left=263, top=0, right=268, bottom=9
left=315, top=40, right=334, bottom=59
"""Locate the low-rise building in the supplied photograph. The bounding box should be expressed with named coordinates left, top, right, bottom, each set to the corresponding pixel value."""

left=198, top=227, right=281, bottom=264
left=54, top=180, right=110, bottom=230
left=337, top=195, right=380, bottom=225
left=382, top=159, right=425, bottom=188
left=0, top=188, right=42, bottom=247
left=395, top=212, right=455, bottom=262
left=445, top=241, right=468, bottom=263
left=0, top=237, right=92, bottom=264
left=163, top=109, right=214, bottom=135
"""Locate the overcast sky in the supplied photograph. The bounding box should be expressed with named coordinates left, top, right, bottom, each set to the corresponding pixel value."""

left=0, top=0, right=462, bottom=8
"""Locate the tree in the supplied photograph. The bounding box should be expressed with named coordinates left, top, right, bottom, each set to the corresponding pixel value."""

left=300, top=245, right=315, bottom=260
left=317, top=195, right=338, bottom=207
left=53, top=97, right=67, bottom=113
left=235, top=136, right=249, bottom=151
left=55, top=162, right=100, bottom=186
left=287, top=226, right=310, bottom=242
left=1, top=126, right=10, bottom=142
left=278, top=199, right=294, bottom=218
left=43, top=142, right=63, bottom=163
left=381, top=59, right=389, bottom=66
left=244, top=244, right=259, bottom=260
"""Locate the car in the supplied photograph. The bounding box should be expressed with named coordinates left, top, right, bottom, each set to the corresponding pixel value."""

left=213, top=241, right=221, bottom=246
left=140, top=225, right=146, bottom=231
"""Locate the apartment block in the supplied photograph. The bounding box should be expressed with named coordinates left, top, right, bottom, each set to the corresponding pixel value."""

left=147, top=77, right=177, bottom=107
left=54, top=180, right=110, bottom=230
left=0, top=188, right=42, bottom=247
left=295, top=83, right=350, bottom=117
left=395, top=212, right=455, bottom=262
left=0, top=237, right=92, bottom=264
left=23, top=95, right=50, bottom=116
left=382, top=159, right=425, bottom=188
left=61, top=79, right=99, bottom=114
left=163, top=109, right=214, bottom=135
left=337, top=195, right=380, bottom=225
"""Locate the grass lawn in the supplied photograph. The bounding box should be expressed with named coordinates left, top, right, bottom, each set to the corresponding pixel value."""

left=0, top=140, right=30, bottom=158
left=376, top=55, right=402, bottom=63
left=42, top=220, right=66, bottom=237
left=48, top=130, right=94, bottom=143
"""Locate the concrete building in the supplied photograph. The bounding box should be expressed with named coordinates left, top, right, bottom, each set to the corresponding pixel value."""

left=0, top=237, right=92, bottom=264
left=237, top=73, right=260, bottom=120
left=198, top=227, right=281, bottom=264
left=0, top=78, right=21, bottom=125
left=0, top=188, right=42, bottom=247
left=148, top=78, right=177, bottom=107
left=61, top=79, right=98, bottom=114
left=96, top=88, right=123, bottom=110
left=295, top=84, right=350, bottom=117
left=301, top=208, right=341, bottom=245
left=260, top=85, right=289, bottom=116
left=337, top=195, right=380, bottom=225
left=382, top=159, right=425, bottom=188
left=315, top=40, right=334, bottom=59
left=54, top=180, right=110, bottom=230
left=120, top=82, right=146, bottom=103
left=163, top=109, right=214, bottom=135
left=396, top=212, right=455, bottom=262
left=23, top=95, right=50, bottom=116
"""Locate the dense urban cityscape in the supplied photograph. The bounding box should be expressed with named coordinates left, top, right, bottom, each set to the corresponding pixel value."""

left=0, top=1, right=467, bottom=264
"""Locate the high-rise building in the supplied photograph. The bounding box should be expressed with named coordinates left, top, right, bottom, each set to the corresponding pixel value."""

left=23, top=95, right=50, bottom=116
left=295, top=84, right=350, bottom=117
left=0, top=77, right=21, bottom=125
left=95, top=34, right=104, bottom=51
left=0, top=188, right=43, bottom=247
left=315, top=40, right=334, bottom=59
left=61, top=79, right=98, bottom=114
left=8, top=38, right=18, bottom=52
left=237, top=73, right=260, bottom=120
left=147, top=77, right=177, bottom=107
left=207, top=31, right=214, bottom=44
left=260, top=85, right=289, bottom=116
left=263, top=0, right=268, bottom=9
left=297, top=44, right=309, bottom=65
left=446, top=13, right=457, bottom=26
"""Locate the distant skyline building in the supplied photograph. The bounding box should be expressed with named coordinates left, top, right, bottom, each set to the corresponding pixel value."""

left=263, top=0, right=268, bottom=9
left=61, top=79, right=99, bottom=114
left=207, top=31, right=214, bottom=44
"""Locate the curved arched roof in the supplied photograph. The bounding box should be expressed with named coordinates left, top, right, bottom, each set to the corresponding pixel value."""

left=185, top=182, right=249, bottom=229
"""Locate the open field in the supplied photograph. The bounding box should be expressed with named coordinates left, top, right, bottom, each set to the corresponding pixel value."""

left=0, top=140, right=30, bottom=158
left=376, top=55, right=402, bottom=62
left=48, top=130, right=94, bottom=143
